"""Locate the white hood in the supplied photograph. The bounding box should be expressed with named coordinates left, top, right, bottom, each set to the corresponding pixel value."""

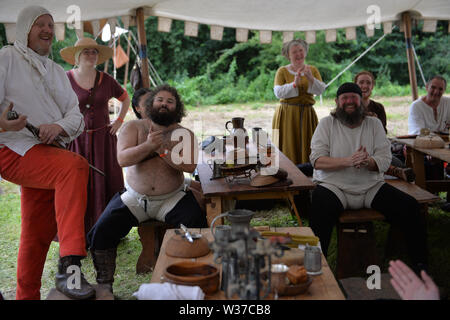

left=15, top=5, right=52, bottom=48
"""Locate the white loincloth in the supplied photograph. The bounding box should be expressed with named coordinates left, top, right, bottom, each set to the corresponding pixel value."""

left=121, top=178, right=191, bottom=223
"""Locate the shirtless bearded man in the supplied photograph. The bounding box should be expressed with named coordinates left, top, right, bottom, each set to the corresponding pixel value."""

left=87, top=84, right=207, bottom=293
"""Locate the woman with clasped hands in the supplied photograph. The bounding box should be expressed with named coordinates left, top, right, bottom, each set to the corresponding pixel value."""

left=272, top=38, right=326, bottom=165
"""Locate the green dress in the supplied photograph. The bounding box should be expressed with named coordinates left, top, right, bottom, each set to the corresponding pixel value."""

left=272, top=65, right=322, bottom=164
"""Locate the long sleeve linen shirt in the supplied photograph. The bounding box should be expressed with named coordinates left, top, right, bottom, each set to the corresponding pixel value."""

left=273, top=66, right=326, bottom=103
left=408, top=96, right=450, bottom=135
left=310, top=115, right=391, bottom=196
left=0, top=45, right=84, bottom=156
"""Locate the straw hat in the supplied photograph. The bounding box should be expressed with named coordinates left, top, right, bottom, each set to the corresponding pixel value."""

left=60, top=37, right=113, bottom=65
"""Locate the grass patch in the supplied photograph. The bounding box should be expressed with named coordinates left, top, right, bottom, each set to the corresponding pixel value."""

left=251, top=203, right=301, bottom=227
left=249, top=103, right=265, bottom=110
left=1, top=178, right=450, bottom=300
left=0, top=180, right=149, bottom=300
left=2, top=96, right=450, bottom=300
left=386, top=113, right=408, bottom=121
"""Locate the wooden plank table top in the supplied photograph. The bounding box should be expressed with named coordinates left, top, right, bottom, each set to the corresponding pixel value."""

left=150, top=227, right=345, bottom=300
left=392, top=137, right=450, bottom=163
left=197, top=146, right=315, bottom=226
left=197, top=147, right=315, bottom=198
left=392, top=137, right=450, bottom=190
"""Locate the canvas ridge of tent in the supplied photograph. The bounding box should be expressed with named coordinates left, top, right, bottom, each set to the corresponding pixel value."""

left=1, top=0, right=449, bottom=99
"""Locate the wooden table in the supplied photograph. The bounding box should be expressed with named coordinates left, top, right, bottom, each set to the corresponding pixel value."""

left=197, top=147, right=316, bottom=226
left=392, top=137, right=450, bottom=193
left=150, top=227, right=345, bottom=300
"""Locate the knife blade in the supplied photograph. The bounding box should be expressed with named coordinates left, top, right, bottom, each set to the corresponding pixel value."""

left=180, top=224, right=194, bottom=243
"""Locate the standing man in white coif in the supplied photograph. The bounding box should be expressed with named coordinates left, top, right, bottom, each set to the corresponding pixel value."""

left=0, top=6, right=95, bottom=300
left=408, top=75, right=449, bottom=135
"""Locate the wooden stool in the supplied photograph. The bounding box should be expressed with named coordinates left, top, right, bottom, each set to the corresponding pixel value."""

left=136, top=220, right=172, bottom=274
left=334, top=179, right=439, bottom=280
left=339, top=273, right=400, bottom=300
left=336, top=208, right=385, bottom=279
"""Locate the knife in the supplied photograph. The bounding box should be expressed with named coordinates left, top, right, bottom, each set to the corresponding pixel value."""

left=7, top=110, right=105, bottom=176
left=180, top=224, right=194, bottom=243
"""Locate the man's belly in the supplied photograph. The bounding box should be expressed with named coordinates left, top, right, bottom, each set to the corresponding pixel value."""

left=126, top=165, right=185, bottom=196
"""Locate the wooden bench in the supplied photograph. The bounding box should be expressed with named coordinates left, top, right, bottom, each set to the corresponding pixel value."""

left=335, top=178, right=440, bottom=279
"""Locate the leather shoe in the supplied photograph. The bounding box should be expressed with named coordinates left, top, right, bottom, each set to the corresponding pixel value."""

left=55, top=255, right=96, bottom=300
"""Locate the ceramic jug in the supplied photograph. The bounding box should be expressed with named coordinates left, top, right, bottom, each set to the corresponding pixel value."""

left=225, top=117, right=249, bottom=149
left=210, top=209, right=254, bottom=240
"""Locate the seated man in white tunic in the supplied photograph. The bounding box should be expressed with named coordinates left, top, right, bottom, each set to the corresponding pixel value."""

left=408, top=75, right=449, bottom=135
left=310, top=82, right=428, bottom=274
left=408, top=76, right=450, bottom=210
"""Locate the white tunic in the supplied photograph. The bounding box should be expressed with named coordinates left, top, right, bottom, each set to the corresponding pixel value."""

left=0, top=45, right=84, bottom=156
left=408, top=96, right=450, bottom=135
left=310, top=115, right=391, bottom=208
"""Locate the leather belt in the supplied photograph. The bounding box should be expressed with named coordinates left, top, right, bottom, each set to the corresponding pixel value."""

left=280, top=102, right=313, bottom=107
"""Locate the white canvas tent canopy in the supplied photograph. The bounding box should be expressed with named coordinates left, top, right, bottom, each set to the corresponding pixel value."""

left=1, top=1, right=449, bottom=34
left=1, top=0, right=449, bottom=97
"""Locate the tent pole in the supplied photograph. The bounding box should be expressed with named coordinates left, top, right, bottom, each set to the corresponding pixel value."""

left=402, top=12, right=418, bottom=101
left=136, top=7, right=150, bottom=88
left=104, top=38, right=113, bottom=72
left=113, top=36, right=117, bottom=80
left=124, top=34, right=131, bottom=87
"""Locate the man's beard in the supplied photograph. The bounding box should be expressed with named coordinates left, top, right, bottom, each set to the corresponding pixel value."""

left=333, top=103, right=365, bottom=126
left=147, top=105, right=178, bottom=126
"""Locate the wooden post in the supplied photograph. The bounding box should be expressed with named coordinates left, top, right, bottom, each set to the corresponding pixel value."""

left=123, top=34, right=131, bottom=87
left=103, top=58, right=109, bottom=72
left=402, top=12, right=418, bottom=101
left=113, top=36, right=117, bottom=80
left=136, top=7, right=150, bottom=88
left=103, top=38, right=112, bottom=73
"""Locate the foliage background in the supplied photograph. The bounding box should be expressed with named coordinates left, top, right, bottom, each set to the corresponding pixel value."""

left=0, top=18, right=448, bottom=106
left=0, top=16, right=449, bottom=299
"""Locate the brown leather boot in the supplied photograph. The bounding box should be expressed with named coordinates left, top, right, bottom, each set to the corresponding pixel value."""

left=91, top=248, right=117, bottom=293
left=386, top=165, right=416, bottom=182
left=55, top=255, right=96, bottom=300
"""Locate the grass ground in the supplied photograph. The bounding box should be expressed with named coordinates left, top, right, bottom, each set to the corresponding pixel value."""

left=1, top=95, right=449, bottom=300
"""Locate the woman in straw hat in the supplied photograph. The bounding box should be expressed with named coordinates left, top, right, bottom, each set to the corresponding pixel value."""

left=60, top=37, right=130, bottom=233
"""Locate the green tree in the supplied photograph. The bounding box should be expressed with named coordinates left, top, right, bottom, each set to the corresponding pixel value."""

left=1, top=17, right=448, bottom=104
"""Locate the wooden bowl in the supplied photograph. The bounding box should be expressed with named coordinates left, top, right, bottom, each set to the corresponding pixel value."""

left=261, top=269, right=313, bottom=296
left=279, top=275, right=313, bottom=296
left=165, top=234, right=210, bottom=258
left=163, top=261, right=220, bottom=294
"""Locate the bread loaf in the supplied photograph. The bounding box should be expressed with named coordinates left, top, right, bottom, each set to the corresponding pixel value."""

left=414, top=135, right=445, bottom=149
left=286, top=265, right=308, bottom=285
left=271, top=248, right=304, bottom=266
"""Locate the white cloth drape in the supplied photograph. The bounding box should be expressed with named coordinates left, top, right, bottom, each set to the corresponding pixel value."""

left=133, top=283, right=205, bottom=300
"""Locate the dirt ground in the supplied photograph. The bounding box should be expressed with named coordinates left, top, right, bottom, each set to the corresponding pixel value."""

left=179, top=95, right=413, bottom=143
